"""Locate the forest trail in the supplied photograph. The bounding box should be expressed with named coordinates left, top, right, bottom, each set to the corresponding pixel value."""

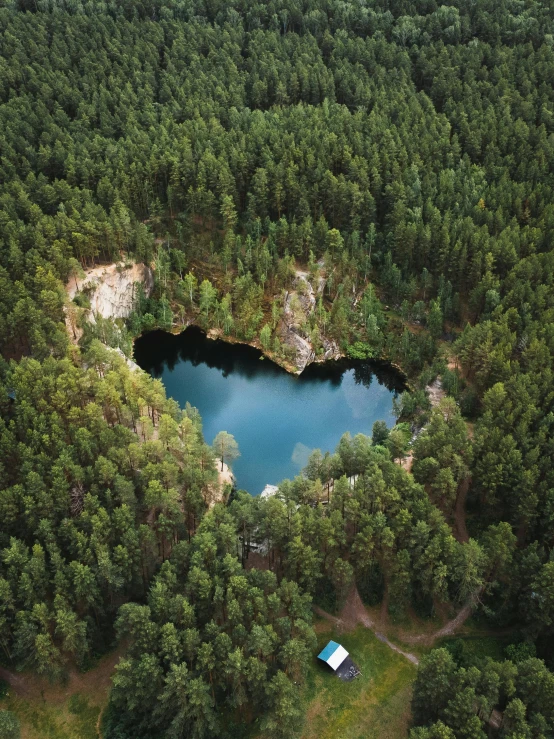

left=314, top=586, right=419, bottom=665
left=315, top=583, right=484, bottom=659
left=404, top=586, right=485, bottom=645
left=0, top=666, right=30, bottom=696
left=0, top=645, right=124, bottom=705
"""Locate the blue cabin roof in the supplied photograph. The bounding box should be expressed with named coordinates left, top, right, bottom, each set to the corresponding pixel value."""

left=317, top=640, right=341, bottom=662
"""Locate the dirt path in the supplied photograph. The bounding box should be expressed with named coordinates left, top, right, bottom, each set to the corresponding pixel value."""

left=0, top=645, right=124, bottom=704
left=405, top=586, right=484, bottom=646
left=454, top=476, right=470, bottom=544
left=315, top=581, right=485, bottom=658
left=0, top=666, right=30, bottom=696
left=341, top=584, right=374, bottom=630
left=314, top=586, right=419, bottom=665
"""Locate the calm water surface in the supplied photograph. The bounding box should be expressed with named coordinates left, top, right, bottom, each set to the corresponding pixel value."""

left=134, top=327, right=404, bottom=494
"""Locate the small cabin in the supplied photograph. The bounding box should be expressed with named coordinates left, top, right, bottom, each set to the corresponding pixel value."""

left=317, top=640, right=349, bottom=671
left=317, top=640, right=361, bottom=681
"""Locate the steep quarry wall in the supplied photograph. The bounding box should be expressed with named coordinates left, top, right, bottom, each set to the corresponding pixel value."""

left=67, top=261, right=341, bottom=375
left=281, top=270, right=341, bottom=373
left=67, top=263, right=154, bottom=320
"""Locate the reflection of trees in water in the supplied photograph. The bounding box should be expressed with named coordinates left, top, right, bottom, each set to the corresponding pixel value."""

left=133, top=330, right=175, bottom=377
left=134, top=326, right=406, bottom=394
left=303, top=357, right=405, bottom=394
left=135, top=327, right=284, bottom=381
left=178, top=328, right=284, bottom=380
left=300, top=361, right=343, bottom=386
left=353, top=363, right=373, bottom=389
left=354, top=361, right=405, bottom=394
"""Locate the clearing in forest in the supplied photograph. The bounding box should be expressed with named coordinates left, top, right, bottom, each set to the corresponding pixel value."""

left=303, top=622, right=416, bottom=739
left=0, top=648, right=122, bottom=739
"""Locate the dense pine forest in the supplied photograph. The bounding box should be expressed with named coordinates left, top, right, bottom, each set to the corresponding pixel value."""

left=1, top=0, right=554, bottom=736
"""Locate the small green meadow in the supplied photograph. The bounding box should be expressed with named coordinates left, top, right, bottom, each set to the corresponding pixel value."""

left=302, top=623, right=417, bottom=739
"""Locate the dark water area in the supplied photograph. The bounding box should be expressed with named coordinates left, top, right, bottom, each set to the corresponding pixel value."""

left=134, top=327, right=405, bottom=495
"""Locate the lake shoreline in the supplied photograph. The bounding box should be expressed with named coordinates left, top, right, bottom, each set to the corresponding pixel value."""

left=133, top=325, right=407, bottom=493
left=133, top=321, right=410, bottom=389
left=63, top=258, right=410, bottom=389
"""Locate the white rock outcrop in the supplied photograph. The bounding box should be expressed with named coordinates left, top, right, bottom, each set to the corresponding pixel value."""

left=67, top=262, right=154, bottom=320
left=280, top=269, right=341, bottom=373
left=260, top=484, right=279, bottom=499
left=281, top=271, right=317, bottom=373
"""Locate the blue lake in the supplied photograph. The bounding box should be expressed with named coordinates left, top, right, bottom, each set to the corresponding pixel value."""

left=134, top=327, right=404, bottom=494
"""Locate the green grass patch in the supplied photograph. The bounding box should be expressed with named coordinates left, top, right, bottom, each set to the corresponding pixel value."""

left=302, top=623, right=417, bottom=739
left=1, top=629, right=418, bottom=739
left=68, top=694, right=100, bottom=739
left=1, top=692, right=101, bottom=739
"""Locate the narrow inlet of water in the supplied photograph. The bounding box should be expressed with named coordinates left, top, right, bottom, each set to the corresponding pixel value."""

left=134, top=327, right=404, bottom=494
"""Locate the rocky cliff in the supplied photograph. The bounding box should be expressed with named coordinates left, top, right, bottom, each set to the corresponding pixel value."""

left=67, top=262, right=154, bottom=320
left=280, top=270, right=341, bottom=373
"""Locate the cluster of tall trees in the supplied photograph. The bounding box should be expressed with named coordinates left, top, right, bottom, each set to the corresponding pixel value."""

left=0, top=343, right=216, bottom=680
left=5, top=0, right=553, bottom=371
left=229, top=416, right=511, bottom=620
left=105, top=513, right=315, bottom=738
left=1, top=0, right=554, bottom=735
left=411, top=648, right=554, bottom=738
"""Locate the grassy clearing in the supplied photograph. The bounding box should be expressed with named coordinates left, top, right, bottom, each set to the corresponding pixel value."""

left=1, top=691, right=101, bottom=739
left=364, top=604, right=441, bottom=656
left=0, top=648, right=122, bottom=739
left=302, top=621, right=417, bottom=739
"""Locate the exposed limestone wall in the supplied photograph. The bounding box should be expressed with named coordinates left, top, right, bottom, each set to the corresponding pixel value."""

left=280, top=269, right=341, bottom=373
left=67, top=262, right=343, bottom=376
left=67, top=262, right=154, bottom=320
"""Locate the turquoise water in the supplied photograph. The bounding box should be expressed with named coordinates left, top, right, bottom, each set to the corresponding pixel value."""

left=134, top=327, right=403, bottom=495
